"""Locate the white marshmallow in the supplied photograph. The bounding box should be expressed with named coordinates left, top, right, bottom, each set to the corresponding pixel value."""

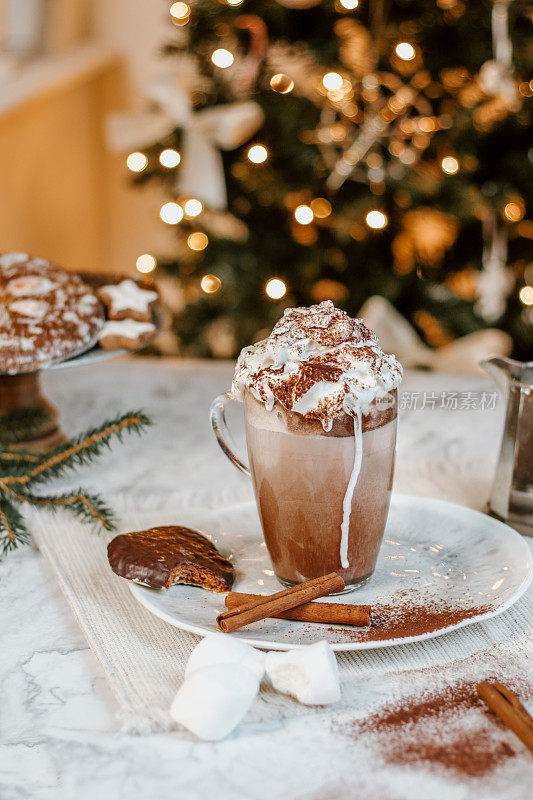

left=264, top=640, right=340, bottom=706
left=170, top=664, right=259, bottom=740
left=185, top=634, right=265, bottom=682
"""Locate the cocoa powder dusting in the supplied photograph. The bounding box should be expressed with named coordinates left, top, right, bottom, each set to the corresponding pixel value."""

left=232, top=300, right=402, bottom=427
left=335, top=679, right=532, bottom=779
left=326, top=601, right=493, bottom=643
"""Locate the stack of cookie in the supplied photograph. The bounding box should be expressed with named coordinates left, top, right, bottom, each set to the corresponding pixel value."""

left=0, top=254, right=161, bottom=376
left=97, top=279, right=159, bottom=351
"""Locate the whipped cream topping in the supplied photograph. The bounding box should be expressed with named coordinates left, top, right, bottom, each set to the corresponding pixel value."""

left=232, top=301, right=402, bottom=429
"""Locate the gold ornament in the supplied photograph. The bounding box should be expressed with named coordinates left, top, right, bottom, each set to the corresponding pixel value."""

left=473, top=94, right=515, bottom=131
left=311, top=279, right=348, bottom=303
left=310, top=197, right=332, bottom=219
left=446, top=269, right=479, bottom=301
left=414, top=310, right=453, bottom=348
left=393, top=209, right=458, bottom=274
left=291, top=221, right=318, bottom=245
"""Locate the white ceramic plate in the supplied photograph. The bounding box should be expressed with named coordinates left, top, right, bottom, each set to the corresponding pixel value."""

left=130, top=494, right=532, bottom=651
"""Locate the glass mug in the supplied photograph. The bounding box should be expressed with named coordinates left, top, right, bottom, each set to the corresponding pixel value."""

left=210, top=389, right=398, bottom=593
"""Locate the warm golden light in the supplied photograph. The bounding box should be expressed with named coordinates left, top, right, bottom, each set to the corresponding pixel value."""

left=270, top=73, right=294, bottom=94
left=188, top=232, right=209, bottom=251
left=160, top=202, right=184, bottom=224
left=504, top=202, right=524, bottom=222
left=184, top=198, right=203, bottom=217
left=226, top=0, right=244, bottom=5
left=211, top=49, right=234, bottom=69
left=201, top=274, right=222, bottom=293
left=366, top=210, right=388, bottom=229
left=310, top=198, right=332, bottom=218
left=322, top=72, right=343, bottom=91
left=395, top=42, right=415, bottom=61
left=127, top=152, right=147, bottom=172
left=339, top=0, right=358, bottom=7
left=169, top=2, right=190, bottom=23
left=159, top=149, right=181, bottom=168
left=266, top=278, right=287, bottom=299
left=247, top=145, right=268, bottom=164
left=399, top=148, right=416, bottom=165
left=294, top=205, right=314, bottom=225
left=136, top=254, right=156, bottom=274
left=519, top=285, right=533, bottom=306
left=441, top=156, right=459, bottom=174
left=170, top=2, right=189, bottom=17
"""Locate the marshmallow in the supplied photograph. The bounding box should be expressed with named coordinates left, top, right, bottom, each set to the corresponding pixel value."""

left=170, top=664, right=259, bottom=740
left=185, top=633, right=265, bottom=681
left=264, top=640, right=340, bottom=705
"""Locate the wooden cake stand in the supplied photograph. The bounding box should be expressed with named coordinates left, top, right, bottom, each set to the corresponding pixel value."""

left=0, top=304, right=167, bottom=452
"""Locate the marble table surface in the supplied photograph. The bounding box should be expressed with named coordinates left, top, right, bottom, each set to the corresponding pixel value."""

left=0, top=357, right=530, bottom=800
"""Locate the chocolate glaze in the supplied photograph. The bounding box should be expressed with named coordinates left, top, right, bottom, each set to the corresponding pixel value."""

left=107, top=525, right=234, bottom=591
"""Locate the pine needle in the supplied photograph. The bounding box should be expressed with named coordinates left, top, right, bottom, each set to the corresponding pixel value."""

left=0, top=451, right=41, bottom=464
left=0, top=409, right=151, bottom=555
left=0, top=410, right=151, bottom=489
left=6, top=487, right=117, bottom=532
left=0, top=500, right=30, bottom=556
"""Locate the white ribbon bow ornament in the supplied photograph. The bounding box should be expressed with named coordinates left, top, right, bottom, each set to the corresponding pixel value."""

left=107, top=74, right=264, bottom=209
left=358, top=296, right=512, bottom=375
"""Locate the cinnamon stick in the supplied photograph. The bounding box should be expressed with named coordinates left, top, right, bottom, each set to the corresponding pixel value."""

left=477, top=681, right=533, bottom=755
left=217, top=572, right=345, bottom=633
left=225, top=591, right=370, bottom=627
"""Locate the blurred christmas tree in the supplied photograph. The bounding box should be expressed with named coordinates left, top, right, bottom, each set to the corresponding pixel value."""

left=115, top=0, right=533, bottom=358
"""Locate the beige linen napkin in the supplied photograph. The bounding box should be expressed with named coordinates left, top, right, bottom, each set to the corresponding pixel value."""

left=28, top=489, right=533, bottom=734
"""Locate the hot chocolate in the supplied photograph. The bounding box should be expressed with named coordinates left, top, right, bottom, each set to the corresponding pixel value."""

left=244, top=392, right=396, bottom=587
left=230, top=301, right=402, bottom=590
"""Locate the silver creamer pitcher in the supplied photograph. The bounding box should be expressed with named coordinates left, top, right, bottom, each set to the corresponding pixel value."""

left=481, top=357, right=533, bottom=536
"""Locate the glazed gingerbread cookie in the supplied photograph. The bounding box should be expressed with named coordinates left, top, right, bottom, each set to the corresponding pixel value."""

left=0, top=253, right=104, bottom=374
left=97, top=279, right=158, bottom=322
left=98, top=319, right=156, bottom=350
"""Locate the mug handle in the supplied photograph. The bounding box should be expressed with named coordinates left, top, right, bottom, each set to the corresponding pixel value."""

left=210, top=393, right=251, bottom=477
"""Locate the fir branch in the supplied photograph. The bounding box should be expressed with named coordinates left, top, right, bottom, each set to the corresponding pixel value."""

left=0, top=451, right=41, bottom=465
left=0, top=410, right=150, bottom=490
left=0, top=409, right=151, bottom=555
left=3, top=486, right=117, bottom=532
left=0, top=500, right=30, bottom=556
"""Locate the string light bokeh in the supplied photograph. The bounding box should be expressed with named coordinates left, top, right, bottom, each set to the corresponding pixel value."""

left=366, top=210, right=388, bottom=229
left=247, top=145, right=268, bottom=164
left=211, top=48, right=234, bottom=69
left=124, top=0, right=532, bottom=358
left=265, top=278, right=287, bottom=300
left=136, top=254, right=157, bottom=274
left=127, top=152, right=147, bottom=172
left=159, top=149, right=181, bottom=168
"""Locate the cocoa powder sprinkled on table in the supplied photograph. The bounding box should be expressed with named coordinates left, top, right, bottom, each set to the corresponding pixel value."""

left=334, top=678, right=532, bottom=778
